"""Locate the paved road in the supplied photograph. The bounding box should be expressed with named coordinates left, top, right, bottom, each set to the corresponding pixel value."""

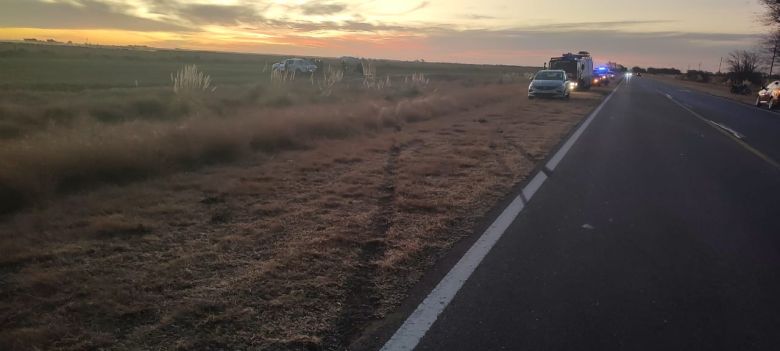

left=402, top=76, right=780, bottom=350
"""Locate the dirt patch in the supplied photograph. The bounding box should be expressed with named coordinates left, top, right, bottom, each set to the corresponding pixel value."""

left=0, top=84, right=611, bottom=350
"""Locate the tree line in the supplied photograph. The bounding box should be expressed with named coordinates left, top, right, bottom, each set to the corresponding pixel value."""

left=725, top=1, right=780, bottom=84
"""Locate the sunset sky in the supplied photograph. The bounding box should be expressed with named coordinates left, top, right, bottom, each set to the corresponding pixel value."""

left=0, top=0, right=767, bottom=69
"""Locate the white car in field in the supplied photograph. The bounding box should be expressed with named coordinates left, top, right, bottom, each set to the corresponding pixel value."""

left=272, top=58, right=318, bottom=73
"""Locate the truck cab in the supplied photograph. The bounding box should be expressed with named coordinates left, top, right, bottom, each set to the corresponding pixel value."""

left=549, top=51, right=594, bottom=90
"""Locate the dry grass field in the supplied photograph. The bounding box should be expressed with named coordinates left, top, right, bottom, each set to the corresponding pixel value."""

left=0, top=42, right=613, bottom=350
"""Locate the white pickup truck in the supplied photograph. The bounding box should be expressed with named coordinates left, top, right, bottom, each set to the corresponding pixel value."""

left=272, top=58, right=318, bottom=73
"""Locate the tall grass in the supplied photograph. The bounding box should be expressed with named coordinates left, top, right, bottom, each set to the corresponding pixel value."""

left=0, top=83, right=519, bottom=214
left=271, top=69, right=296, bottom=84
left=317, top=65, right=344, bottom=96
left=172, top=65, right=215, bottom=95
left=405, top=73, right=430, bottom=86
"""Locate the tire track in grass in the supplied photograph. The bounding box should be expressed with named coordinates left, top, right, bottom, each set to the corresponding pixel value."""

left=323, top=141, right=402, bottom=350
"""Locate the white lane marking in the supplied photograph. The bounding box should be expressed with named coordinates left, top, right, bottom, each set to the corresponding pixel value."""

left=546, top=81, right=623, bottom=171
left=708, top=120, right=745, bottom=139
left=379, top=195, right=525, bottom=351
left=651, top=78, right=779, bottom=117
left=522, top=172, right=547, bottom=201
left=380, top=83, right=622, bottom=351
left=662, top=91, right=780, bottom=171
left=661, top=92, right=747, bottom=139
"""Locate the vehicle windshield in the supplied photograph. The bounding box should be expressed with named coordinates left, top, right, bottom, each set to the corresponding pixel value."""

left=549, top=60, right=577, bottom=74
left=535, top=71, right=564, bottom=81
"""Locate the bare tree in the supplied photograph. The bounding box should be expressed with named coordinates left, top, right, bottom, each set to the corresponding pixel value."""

left=726, top=50, right=763, bottom=84
left=759, top=29, right=780, bottom=76
left=761, top=0, right=780, bottom=25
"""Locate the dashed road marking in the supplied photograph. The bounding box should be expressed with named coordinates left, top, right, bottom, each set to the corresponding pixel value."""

left=662, top=92, right=780, bottom=171
left=707, top=120, right=745, bottom=140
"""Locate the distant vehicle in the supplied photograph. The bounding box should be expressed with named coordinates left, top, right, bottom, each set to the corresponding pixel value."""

left=272, top=58, right=317, bottom=73
left=528, top=70, right=571, bottom=99
left=594, top=67, right=612, bottom=83
left=592, top=75, right=605, bottom=87
left=549, top=51, right=594, bottom=90
left=340, top=56, right=363, bottom=74
left=592, top=69, right=610, bottom=87
left=756, top=81, right=780, bottom=109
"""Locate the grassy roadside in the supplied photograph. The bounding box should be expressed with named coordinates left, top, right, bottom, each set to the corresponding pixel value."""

left=0, top=84, right=612, bottom=350
left=0, top=43, right=615, bottom=350
left=0, top=43, right=534, bottom=214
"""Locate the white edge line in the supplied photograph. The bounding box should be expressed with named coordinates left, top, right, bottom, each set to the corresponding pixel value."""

left=546, top=82, right=621, bottom=171
left=708, top=120, right=745, bottom=139
left=650, top=78, right=780, bottom=117
left=522, top=172, right=547, bottom=201
left=379, top=195, right=525, bottom=351
left=380, top=83, right=620, bottom=351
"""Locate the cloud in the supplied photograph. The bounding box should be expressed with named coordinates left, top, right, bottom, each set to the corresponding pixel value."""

left=419, top=28, right=760, bottom=67
left=178, top=4, right=262, bottom=25
left=405, top=1, right=431, bottom=14
left=256, top=19, right=428, bottom=33
left=523, top=20, right=678, bottom=31
left=0, top=0, right=189, bottom=32
left=299, top=2, right=348, bottom=16
left=463, top=14, right=497, bottom=20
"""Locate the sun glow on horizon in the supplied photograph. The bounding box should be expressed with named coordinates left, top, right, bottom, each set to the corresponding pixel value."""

left=0, top=0, right=767, bottom=68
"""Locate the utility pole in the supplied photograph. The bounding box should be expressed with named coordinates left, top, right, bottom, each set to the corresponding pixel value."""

left=718, top=57, right=723, bottom=74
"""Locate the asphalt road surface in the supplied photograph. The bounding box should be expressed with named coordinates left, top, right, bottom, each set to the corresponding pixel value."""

left=395, top=76, right=780, bottom=350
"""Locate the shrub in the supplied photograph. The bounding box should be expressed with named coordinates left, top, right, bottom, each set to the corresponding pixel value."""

left=683, top=70, right=712, bottom=83
left=89, top=106, right=126, bottom=123
left=0, top=180, right=25, bottom=214
left=130, top=98, right=167, bottom=119
left=0, top=122, right=22, bottom=139
left=42, top=107, right=77, bottom=125
left=647, top=67, right=682, bottom=75
left=265, top=96, right=293, bottom=108
left=726, top=50, right=763, bottom=84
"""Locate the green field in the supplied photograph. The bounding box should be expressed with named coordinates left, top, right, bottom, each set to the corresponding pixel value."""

left=0, top=41, right=538, bottom=214
left=0, top=42, right=529, bottom=90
